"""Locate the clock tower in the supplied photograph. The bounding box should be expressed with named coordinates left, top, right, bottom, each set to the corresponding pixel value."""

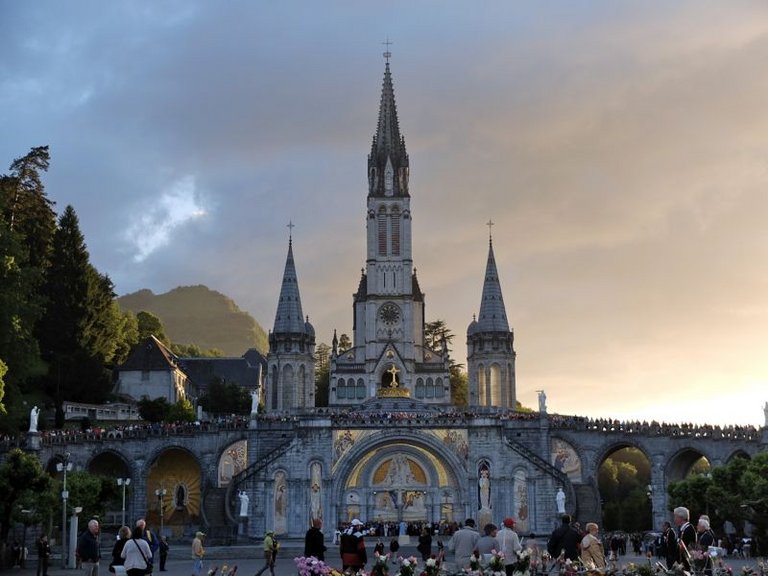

left=330, top=59, right=450, bottom=404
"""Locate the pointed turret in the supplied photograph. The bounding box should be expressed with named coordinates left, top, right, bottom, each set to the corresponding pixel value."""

left=272, top=237, right=307, bottom=335
left=368, top=62, right=409, bottom=197
left=267, top=232, right=316, bottom=412
left=474, top=238, right=510, bottom=333
left=467, top=231, right=516, bottom=409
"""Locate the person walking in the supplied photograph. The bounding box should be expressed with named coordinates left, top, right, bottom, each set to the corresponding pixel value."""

left=121, top=525, right=152, bottom=576
left=255, top=531, right=279, bottom=576
left=547, top=515, right=580, bottom=561
left=339, top=519, right=367, bottom=572
left=305, top=519, right=327, bottom=561
left=417, top=526, right=433, bottom=561
left=191, top=532, right=205, bottom=576
left=447, top=519, right=480, bottom=570
left=580, top=523, right=606, bottom=569
left=36, top=535, right=51, bottom=576
left=135, top=519, right=159, bottom=576
left=496, top=518, right=522, bottom=576
left=78, top=519, right=101, bottom=576
left=673, top=507, right=696, bottom=571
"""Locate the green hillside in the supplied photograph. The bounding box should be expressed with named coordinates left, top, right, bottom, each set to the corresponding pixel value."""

left=118, top=285, right=268, bottom=356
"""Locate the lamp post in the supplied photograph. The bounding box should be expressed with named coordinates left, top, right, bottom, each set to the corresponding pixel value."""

left=117, top=478, right=131, bottom=527
left=155, top=488, right=167, bottom=537
left=56, top=452, right=72, bottom=569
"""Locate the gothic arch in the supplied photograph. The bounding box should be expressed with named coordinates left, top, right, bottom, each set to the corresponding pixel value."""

left=594, top=439, right=652, bottom=472
left=146, top=445, right=204, bottom=530
left=665, top=447, right=711, bottom=483
left=216, top=438, right=249, bottom=487
left=332, top=429, right=468, bottom=520
left=726, top=449, right=751, bottom=462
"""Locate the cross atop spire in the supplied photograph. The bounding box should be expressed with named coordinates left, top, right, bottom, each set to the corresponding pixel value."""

left=382, top=37, right=393, bottom=63
left=486, top=219, right=494, bottom=243
left=287, top=220, right=295, bottom=244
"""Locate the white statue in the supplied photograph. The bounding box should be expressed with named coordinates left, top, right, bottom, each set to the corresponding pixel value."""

left=556, top=488, right=566, bottom=514
left=479, top=467, right=491, bottom=509
left=538, top=391, right=547, bottom=413
left=29, top=406, right=40, bottom=433
left=238, top=490, right=250, bottom=517
left=764, top=402, right=768, bottom=427
left=250, top=389, right=260, bottom=415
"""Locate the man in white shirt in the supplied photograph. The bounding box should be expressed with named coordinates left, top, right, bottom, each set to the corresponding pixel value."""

left=497, top=518, right=522, bottom=576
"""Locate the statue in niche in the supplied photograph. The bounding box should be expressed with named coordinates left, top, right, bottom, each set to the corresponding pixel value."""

left=238, top=490, right=249, bottom=517
left=556, top=487, right=566, bottom=514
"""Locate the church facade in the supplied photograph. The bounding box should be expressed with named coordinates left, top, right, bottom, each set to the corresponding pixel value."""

left=250, top=60, right=559, bottom=537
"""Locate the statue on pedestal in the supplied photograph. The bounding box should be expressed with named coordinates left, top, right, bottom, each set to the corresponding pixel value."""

left=29, top=406, right=40, bottom=433
left=556, top=487, right=566, bottom=514
left=238, top=490, right=250, bottom=517
left=537, top=390, right=547, bottom=414
left=251, top=389, right=260, bottom=415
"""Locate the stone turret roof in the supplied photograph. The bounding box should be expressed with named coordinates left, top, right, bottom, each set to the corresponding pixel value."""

left=272, top=237, right=309, bottom=335
left=368, top=62, right=409, bottom=197
left=471, top=239, right=510, bottom=334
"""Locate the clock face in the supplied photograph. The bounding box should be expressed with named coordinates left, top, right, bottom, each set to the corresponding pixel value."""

left=379, top=303, right=401, bottom=325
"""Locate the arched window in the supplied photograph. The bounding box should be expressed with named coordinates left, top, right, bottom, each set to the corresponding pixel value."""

left=337, top=378, right=346, bottom=399
left=270, top=366, right=278, bottom=410
left=425, top=377, right=435, bottom=398
left=391, top=206, right=400, bottom=256
left=415, top=378, right=425, bottom=399
left=490, top=364, right=501, bottom=406
left=478, top=364, right=486, bottom=405
left=378, top=207, right=388, bottom=256
left=356, top=378, right=366, bottom=399
left=435, top=377, right=445, bottom=398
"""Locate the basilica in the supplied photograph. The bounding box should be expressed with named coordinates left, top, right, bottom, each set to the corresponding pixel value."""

left=246, top=59, right=555, bottom=538
left=36, top=60, right=764, bottom=544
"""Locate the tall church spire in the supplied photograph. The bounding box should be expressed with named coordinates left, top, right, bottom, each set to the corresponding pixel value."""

left=475, top=236, right=510, bottom=333
left=272, top=233, right=307, bottom=335
left=368, top=59, right=409, bottom=197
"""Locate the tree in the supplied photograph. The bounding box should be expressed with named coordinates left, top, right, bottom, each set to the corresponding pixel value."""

left=338, top=334, right=352, bottom=353
left=167, top=397, right=196, bottom=422
left=171, top=343, right=223, bottom=357
left=598, top=448, right=652, bottom=531
left=36, top=206, right=113, bottom=403
left=0, top=359, right=6, bottom=414
left=314, top=343, right=331, bottom=407
left=138, top=397, right=170, bottom=423
left=198, top=379, right=249, bottom=416
left=1, top=146, right=56, bottom=270
left=0, top=448, right=54, bottom=541
left=136, top=311, right=170, bottom=346
left=425, top=319, right=468, bottom=406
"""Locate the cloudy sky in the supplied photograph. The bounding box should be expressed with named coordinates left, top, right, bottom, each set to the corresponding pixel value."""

left=3, top=1, right=768, bottom=427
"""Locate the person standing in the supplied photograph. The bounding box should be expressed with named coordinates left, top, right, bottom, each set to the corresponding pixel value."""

left=448, top=519, right=480, bottom=570
left=121, top=526, right=152, bottom=576
left=158, top=536, right=169, bottom=571
left=191, top=532, right=205, bottom=576
left=580, top=523, right=606, bottom=569
left=547, top=515, right=580, bottom=561
left=110, top=526, right=131, bottom=576
left=339, top=519, right=367, bottom=572
left=305, top=518, right=327, bottom=561
left=476, top=524, right=499, bottom=558
left=135, top=519, right=159, bottom=575
left=673, top=507, right=696, bottom=570
left=417, top=526, right=433, bottom=561
left=661, top=522, right=678, bottom=569
left=255, top=531, right=279, bottom=576
left=78, top=519, right=101, bottom=576
left=497, top=518, right=522, bottom=576
left=36, top=534, right=51, bottom=576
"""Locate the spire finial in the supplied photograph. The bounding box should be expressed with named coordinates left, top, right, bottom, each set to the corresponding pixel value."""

left=382, top=37, right=393, bottom=63
left=287, top=220, right=295, bottom=244
left=486, top=219, right=495, bottom=243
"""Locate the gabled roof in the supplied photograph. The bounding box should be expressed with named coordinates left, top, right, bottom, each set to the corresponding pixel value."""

left=118, top=335, right=180, bottom=372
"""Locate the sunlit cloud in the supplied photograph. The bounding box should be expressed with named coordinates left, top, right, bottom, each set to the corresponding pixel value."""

left=125, top=175, right=207, bottom=262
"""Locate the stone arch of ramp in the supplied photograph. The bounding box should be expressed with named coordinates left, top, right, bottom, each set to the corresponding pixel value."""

left=332, top=429, right=467, bottom=524
left=216, top=437, right=248, bottom=487
left=726, top=448, right=751, bottom=463
left=593, top=439, right=653, bottom=470
left=665, top=446, right=711, bottom=483
left=86, top=448, right=134, bottom=478
left=145, top=445, right=203, bottom=535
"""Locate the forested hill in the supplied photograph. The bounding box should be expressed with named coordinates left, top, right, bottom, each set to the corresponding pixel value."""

left=117, top=285, right=268, bottom=356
